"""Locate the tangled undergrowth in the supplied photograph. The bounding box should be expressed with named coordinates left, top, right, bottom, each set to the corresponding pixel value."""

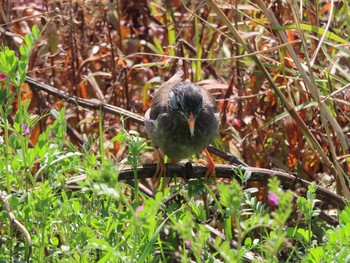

left=0, top=0, right=350, bottom=262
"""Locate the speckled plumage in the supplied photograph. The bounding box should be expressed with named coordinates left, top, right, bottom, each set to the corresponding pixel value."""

left=144, top=74, right=219, bottom=160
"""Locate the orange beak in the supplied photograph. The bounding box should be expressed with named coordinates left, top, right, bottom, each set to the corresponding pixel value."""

left=187, top=112, right=195, bottom=137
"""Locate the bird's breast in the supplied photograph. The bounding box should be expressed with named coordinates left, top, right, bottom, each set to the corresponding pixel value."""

left=152, top=111, right=217, bottom=160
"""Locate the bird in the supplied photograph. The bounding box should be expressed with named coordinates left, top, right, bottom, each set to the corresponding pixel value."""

left=144, top=70, right=219, bottom=181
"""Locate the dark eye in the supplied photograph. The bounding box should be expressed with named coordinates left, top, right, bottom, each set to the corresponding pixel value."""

left=176, top=101, right=182, bottom=110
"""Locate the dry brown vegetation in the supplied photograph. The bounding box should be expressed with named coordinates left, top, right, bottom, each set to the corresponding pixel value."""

left=1, top=0, right=350, bottom=261
left=3, top=0, right=349, bottom=186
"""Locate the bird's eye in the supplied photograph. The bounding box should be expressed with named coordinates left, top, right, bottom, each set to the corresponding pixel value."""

left=176, top=101, right=182, bottom=110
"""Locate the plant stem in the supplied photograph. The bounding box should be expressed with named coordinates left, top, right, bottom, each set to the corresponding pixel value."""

left=99, top=105, right=105, bottom=165
left=132, top=157, right=139, bottom=203
left=16, top=86, right=31, bottom=190
left=3, top=113, right=10, bottom=193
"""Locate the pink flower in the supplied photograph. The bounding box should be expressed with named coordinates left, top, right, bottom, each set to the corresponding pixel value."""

left=267, top=193, right=279, bottom=209
left=22, top=124, right=30, bottom=136
left=135, top=206, right=144, bottom=218
left=185, top=240, right=191, bottom=249
left=0, top=73, right=7, bottom=80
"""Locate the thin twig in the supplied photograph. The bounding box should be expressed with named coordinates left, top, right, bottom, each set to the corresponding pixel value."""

left=26, top=77, right=145, bottom=125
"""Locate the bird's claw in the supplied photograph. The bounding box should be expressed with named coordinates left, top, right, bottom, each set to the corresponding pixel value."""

left=152, top=148, right=171, bottom=191
left=199, top=148, right=216, bottom=181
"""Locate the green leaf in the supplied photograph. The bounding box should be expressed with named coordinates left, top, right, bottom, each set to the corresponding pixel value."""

left=244, top=237, right=252, bottom=247
left=165, top=11, right=175, bottom=57
left=307, top=246, right=324, bottom=262
left=18, top=60, right=28, bottom=85
left=152, top=36, right=164, bottom=54
left=296, top=228, right=312, bottom=243
left=24, top=34, right=34, bottom=48
left=217, top=181, right=243, bottom=215
left=0, top=47, right=17, bottom=74
left=0, top=52, right=8, bottom=72
left=307, top=182, right=317, bottom=193
left=19, top=44, right=28, bottom=58
left=135, top=39, right=163, bottom=54
left=50, top=237, right=59, bottom=246
left=97, top=252, right=113, bottom=263
left=286, top=227, right=295, bottom=238
left=340, top=206, right=350, bottom=225
left=0, top=89, right=8, bottom=105
left=112, top=130, right=126, bottom=143
left=188, top=179, right=206, bottom=197
left=268, top=23, right=348, bottom=44
left=32, top=25, right=40, bottom=39
left=138, top=208, right=182, bottom=263
left=296, top=197, right=308, bottom=214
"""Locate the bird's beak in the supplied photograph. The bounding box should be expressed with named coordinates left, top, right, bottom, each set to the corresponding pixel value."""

left=187, top=112, right=195, bottom=137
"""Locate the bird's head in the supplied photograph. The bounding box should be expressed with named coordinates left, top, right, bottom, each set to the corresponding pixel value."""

left=168, top=82, right=204, bottom=137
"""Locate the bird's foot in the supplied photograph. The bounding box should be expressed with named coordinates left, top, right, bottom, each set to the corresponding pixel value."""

left=152, top=148, right=165, bottom=187
left=199, top=148, right=216, bottom=181
left=152, top=148, right=172, bottom=191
